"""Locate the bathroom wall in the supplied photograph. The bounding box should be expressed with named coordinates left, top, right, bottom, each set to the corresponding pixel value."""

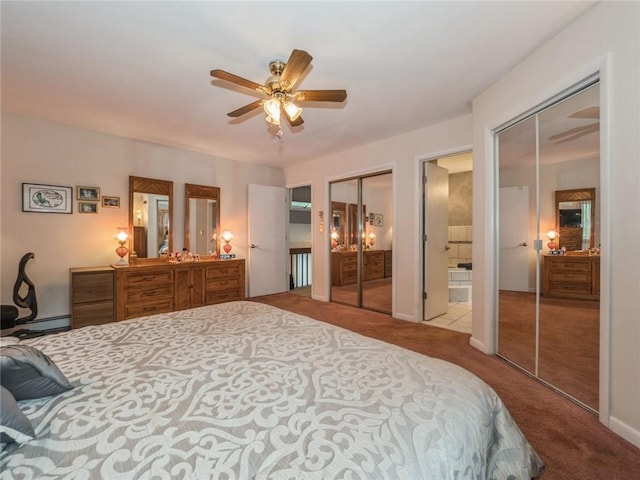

left=448, top=171, right=472, bottom=266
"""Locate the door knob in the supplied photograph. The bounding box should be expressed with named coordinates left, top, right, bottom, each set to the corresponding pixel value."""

left=250, top=244, right=259, bottom=249
left=520, top=242, right=528, bottom=247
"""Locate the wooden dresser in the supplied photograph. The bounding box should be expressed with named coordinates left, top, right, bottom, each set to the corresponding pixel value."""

left=542, top=254, right=600, bottom=300
left=114, top=259, right=245, bottom=321
left=69, top=266, right=115, bottom=329
left=331, top=250, right=385, bottom=286
left=384, top=250, right=392, bottom=278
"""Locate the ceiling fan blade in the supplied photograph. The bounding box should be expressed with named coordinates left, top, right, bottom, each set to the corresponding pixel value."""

left=280, top=49, right=313, bottom=89
left=227, top=99, right=263, bottom=117
left=211, top=69, right=263, bottom=91
left=294, top=90, right=347, bottom=102
left=549, top=122, right=599, bottom=141
left=569, top=106, right=599, bottom=119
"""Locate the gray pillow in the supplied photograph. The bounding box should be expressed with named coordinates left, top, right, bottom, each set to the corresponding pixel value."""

left=0, top=386, right=34, bottom=445
left=0, top=344, right=73, bottom=400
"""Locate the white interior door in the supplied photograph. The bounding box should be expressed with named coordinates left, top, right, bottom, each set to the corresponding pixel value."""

left=424, top=163, right=449, bottom=320
left=248, top=184, right=288, bottom=297
left=499, top=186, right=531, bottom=292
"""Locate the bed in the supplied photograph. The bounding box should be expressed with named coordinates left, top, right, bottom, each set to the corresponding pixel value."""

left=1, top=301, right=543, bottom=479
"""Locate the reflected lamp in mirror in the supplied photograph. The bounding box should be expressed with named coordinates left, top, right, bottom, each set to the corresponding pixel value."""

left=368, top=231, right=376, bottom=247
left=221, top=230, right=234, bottom=254
left=115, top=227, right=129, bottom=265
left=331, top=230, right=339, bottom=250
left=546, top=230, right=557, bottom=251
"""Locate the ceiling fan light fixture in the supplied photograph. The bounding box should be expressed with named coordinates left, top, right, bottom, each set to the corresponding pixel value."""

left=265, top=114, right=280, bottom=126
left=284, top=101, right=302, bottom=121
left=263, top=98, right=280, bottom=117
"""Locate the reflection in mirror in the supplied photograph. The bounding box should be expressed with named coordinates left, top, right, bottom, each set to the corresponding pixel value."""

left=348, top=203, right=366, bottom=247
left=555, top=188, right=595, bottom=251
left=329, top=179, right=358, bottom=308
left=497, top=81, right=600, bottom=413
left=185, top=184, right=221, bottom=256
left=331, top=201, right=346, bottom=249
left=129, top=176, right=173, bottom=260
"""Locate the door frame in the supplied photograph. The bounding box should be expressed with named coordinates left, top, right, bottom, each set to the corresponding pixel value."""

left=491, top=74, right=607, bottom=418
left=417, top=148, right=473, bottom=325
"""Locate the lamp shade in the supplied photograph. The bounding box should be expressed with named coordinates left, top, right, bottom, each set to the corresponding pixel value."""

left=284, top=101, right=302, bottom=121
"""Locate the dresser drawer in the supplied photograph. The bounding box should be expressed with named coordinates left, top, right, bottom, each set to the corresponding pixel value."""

left=123, top=270, right=173, bottom=289
left=72, top=301, right=114, bottom=329
left=206, top=262, right=243, bottom=279
left=549, top=272, right=590, bottom=283
left=207, top=277, right=242, bottom=291
left=123, top=283, right=174, bottom=303
left=549, top=261, right=591, bottom=273
left=341, top=254, right=357, bottom=267
left=124, top=298, right=174, bottom=319
left=549, top=282, right=591, bottom=295
left=342, top=262, right=357, bottom=273
left=72, top=271, right=114, bottom=304
left=206, top=289, right=243, bottom=304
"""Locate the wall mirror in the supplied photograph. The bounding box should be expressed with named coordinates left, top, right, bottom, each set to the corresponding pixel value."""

left=555, top=188, right=596, bottom=251
left=185, top=183, right=220, bottom=256
left=129, top=176, right=173, bottom=259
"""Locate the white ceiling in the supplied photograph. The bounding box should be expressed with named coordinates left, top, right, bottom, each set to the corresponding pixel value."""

left=1, top=1, right=597, bottom=169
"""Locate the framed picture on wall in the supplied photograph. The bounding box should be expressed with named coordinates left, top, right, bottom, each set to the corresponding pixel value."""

left=77, top=186, right=100, bottom=201
left=78, top=201, right=98, bottom=214
left=373, top=214, right=383, bottom=227
left=22, top=183, right=73, bottom=214
left=101, top=196, right=120, bottom=208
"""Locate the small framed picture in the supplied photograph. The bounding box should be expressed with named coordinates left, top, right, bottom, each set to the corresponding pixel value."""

left=373, top=214, right=383, bottom=227
left=77, top=186, right=100, bottom=202
left=78, top=201, right=98, bottom=214
left=22, top=183, right=73, bottom=214
left=102, top=196, right=120, bottom=208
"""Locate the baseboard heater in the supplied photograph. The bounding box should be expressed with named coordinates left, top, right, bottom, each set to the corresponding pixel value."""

left=15, top=314, right=71, bottom=334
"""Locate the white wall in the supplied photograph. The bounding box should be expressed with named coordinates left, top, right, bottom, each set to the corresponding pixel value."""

left=472, top=1, right=639, bottom=446
left=0, top=113, right=284, bottom=319
left=284, top=114, right=473, bottom=321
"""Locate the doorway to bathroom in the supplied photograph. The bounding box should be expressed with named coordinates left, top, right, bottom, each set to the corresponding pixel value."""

left=422, top=151, right=473, bottom=334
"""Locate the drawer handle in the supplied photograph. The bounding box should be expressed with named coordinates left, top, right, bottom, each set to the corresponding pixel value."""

left=142, top=276, right=156, bottom=282
left=143, top=306, right=155, bottom=311
left=143, top=291, right=156, bottom=296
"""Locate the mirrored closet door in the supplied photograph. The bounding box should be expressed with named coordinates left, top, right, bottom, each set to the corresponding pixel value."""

left=496, top=81, right=600, bottom=412
left=330, top=172, right=392, bottom=314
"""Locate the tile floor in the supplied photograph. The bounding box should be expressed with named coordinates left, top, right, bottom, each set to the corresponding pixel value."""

left=424, top=302, right=472, bottom=334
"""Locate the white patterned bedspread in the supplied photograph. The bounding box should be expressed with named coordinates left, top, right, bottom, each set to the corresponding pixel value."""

left=1, top=301, right=543, bottom=479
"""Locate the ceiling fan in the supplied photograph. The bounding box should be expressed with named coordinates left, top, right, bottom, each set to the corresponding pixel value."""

left=210, top=49, right=347, bottom=134
left=548, top=106, right=599, bottom=144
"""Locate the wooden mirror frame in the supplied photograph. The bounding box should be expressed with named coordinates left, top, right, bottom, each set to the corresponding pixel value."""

left=555, top=187, right=596, bottom=250
left=347, top=203, right=366, bottom=247
left=331, top=201, right=347, bottom=248
left=184, top=183, right=221, bottom=255
left=129, top=176, right=173, bottom=261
